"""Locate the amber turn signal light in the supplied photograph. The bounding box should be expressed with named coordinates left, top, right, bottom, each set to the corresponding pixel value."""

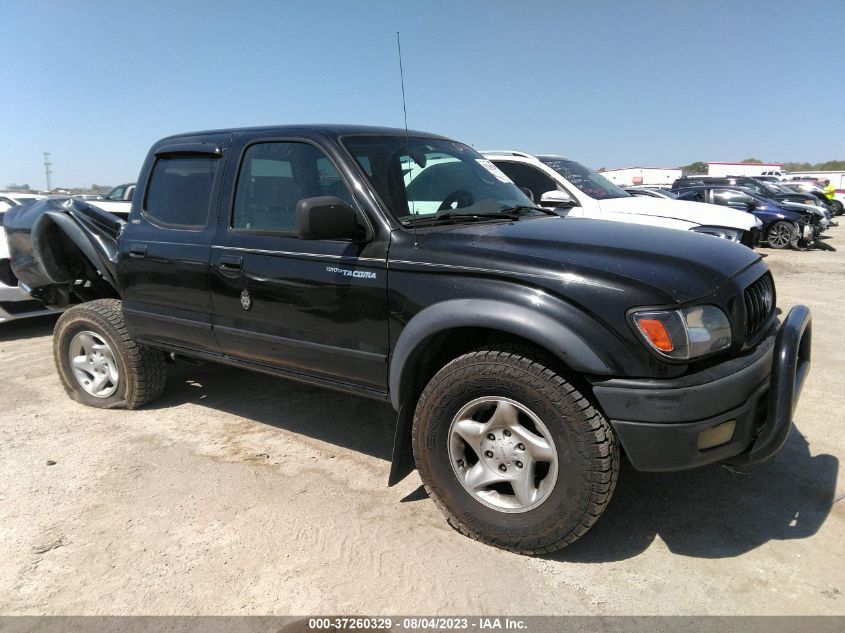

left=636, top=319, right=674, bottom=352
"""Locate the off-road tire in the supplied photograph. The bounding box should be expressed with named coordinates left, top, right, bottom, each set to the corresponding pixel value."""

left=53, top=299, right=167, bottom=409
left=412, top=348, right=619, bottom=555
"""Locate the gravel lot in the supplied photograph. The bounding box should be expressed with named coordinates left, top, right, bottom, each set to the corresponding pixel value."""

left=1, top=227, right=843, bottom=616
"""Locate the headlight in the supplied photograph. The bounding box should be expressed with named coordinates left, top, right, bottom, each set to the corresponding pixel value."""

left=690, top=226, right=742, bottom=242
left=631, top=305, right=732, bottom=360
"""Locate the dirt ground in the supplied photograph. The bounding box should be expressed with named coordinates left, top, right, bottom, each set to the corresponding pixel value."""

left=0, top=226, right=843, bottom=616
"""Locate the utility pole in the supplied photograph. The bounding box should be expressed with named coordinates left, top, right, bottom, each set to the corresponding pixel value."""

left=43, top=152, right=52, bottom=192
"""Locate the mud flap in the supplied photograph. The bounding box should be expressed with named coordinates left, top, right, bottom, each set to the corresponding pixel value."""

left=388, top=403, right=415, bottom=486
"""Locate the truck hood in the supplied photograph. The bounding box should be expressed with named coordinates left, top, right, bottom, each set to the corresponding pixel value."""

left=416, top=216, right=761, bottom=304
left=597, top=197, right=759, bottom=231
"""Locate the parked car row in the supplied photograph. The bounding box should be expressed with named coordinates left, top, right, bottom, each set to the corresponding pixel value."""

left=619, top=174, right=840, bottom=251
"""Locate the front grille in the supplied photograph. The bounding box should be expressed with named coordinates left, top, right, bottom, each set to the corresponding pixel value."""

left=743, top=273, right=775, bottom=342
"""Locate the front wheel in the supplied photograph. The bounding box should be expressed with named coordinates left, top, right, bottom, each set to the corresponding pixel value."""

left=766, top=221, right=796, bottom=249
left=53, top=299, right=167, bottom=409
left=412, top=349, right=618, bottom=554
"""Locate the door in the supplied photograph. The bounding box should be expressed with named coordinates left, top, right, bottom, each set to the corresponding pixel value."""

left=119, top=144, right=226, bottom=353
left=210, top=138, right=389, bottom=391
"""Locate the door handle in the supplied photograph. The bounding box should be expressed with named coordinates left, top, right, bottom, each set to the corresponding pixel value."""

left=218, top=255, right=243, bottom=271
left=128, top=244, right=147, bottom=258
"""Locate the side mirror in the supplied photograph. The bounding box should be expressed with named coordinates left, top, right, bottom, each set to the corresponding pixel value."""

left=296, top=196, right=364, bottom=241
left=746, top=199, right=759, bottom=210
left=540, top=190, right=576, bottom=208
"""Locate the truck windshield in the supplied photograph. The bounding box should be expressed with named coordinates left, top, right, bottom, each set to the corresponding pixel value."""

left=106, top=186, right=125, bottom=200
left=539, top=158, right=630, bottom=200
left=341, top=136, right=534, bottom=223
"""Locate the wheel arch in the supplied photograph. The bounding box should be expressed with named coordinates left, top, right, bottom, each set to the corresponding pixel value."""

left=27, top=210, right=120, bottom=305
left=388, top=299, right=612, bottom=411
left=33, top=212, right=118, bottom=287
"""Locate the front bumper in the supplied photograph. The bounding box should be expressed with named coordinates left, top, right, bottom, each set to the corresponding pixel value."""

left=590, top=306, right=812, bottom=471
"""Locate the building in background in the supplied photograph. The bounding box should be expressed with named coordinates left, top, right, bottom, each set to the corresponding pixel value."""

left=706, top=162, right=783, bottom=177
left=599, top=166, right=683, bottom=187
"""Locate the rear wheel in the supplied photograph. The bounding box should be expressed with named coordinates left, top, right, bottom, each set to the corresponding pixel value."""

left=412, top=348, right=618, bottom=554
left=766, top=221, right=796, bottom=249
left=53, top=299, right=167, bottom=409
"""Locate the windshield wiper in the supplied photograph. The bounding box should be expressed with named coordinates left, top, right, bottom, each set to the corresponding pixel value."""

left=402, top=205, right=555, bottom=227
left=497, top=204, right=557, bottom=216
left=437, top=210, right=521, bottom=221
left=403, top=210, right=517, bottom=226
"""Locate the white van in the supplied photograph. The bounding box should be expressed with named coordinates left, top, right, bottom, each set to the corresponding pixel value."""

left=483, top=152, right=762, bottom=248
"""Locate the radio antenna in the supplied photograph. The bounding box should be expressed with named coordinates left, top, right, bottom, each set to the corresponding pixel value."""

left=397, top=31, right=418, bottom=249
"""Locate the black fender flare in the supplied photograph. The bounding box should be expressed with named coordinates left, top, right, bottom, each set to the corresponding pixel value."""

left=388, top=298, right=612, bottom=411
left=386, top=298, right=614, bottom=486
left=31, top=210, right=119, bottom=291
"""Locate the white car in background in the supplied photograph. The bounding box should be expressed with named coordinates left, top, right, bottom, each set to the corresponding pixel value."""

left=761, top=169, right=790, bottom=180
left=483, top=152, right=762, bottom=247
left=0, top=196, right=61, bottom=323
left=0, top=192, right=46, bottom=214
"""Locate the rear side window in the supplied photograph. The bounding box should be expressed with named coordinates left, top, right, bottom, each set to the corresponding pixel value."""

left=144, top=155, right=219, bottom=228
left=232, top=141, right=353, bottom=233
left=713, top=189, right=754, bottom=208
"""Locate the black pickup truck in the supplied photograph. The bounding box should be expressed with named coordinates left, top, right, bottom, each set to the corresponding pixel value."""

left=3, top=125, right=812, bottom=554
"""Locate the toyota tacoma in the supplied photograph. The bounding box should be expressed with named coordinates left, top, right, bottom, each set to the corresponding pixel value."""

left=3, top=125, right=812, bottom=554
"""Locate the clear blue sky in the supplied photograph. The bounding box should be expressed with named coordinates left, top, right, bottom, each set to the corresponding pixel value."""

left=2, top=0, right=843, bottom=189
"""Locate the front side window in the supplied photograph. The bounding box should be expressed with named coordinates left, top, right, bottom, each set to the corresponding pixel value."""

left=232, top=142, right=353, bottom=232
left=144, top=156, right=219, bottom=228
left=540, top=159, right=629, bottom=200
left=493, top=161, right=559, bottom=203
left=342, top=136, right=532, bottom=223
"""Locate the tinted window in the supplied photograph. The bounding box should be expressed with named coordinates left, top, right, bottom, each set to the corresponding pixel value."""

left=676, top=189, right=705, bottom=202
left=493, top=161, right=558, bottom=202
left=233, top=142, right=353, bottom=232
left=144, top=156, right=219, bottom=228
left=540, top=159, right=629, bottom=200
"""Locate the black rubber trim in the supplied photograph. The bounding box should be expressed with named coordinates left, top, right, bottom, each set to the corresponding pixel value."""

left=214, top=324, right=386, bottom=363
left=388, top=298, right=611, bottom=410
left=154, top=142, right=223, bottom=156
left=123, top=307, right=213, bottom=330
left=610, top=382, right=767, bottom=471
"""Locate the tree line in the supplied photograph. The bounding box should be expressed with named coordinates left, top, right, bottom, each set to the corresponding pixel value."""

left=679, top=159, right=845, bottom=175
